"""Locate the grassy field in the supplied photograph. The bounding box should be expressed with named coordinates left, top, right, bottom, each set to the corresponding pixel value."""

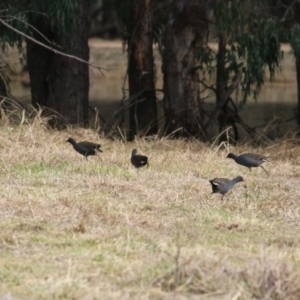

left=0, top=114, right=300, bottom=300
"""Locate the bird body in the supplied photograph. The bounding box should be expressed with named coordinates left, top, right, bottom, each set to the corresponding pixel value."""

left=77, top=141, right=102, bottom=152
left=227, top=152, right=268, bottom=174
left=67, top=138, right=102, bottom=159
left=209, top=176, right=244, bottom=200
left=131, top=149, right=148, bottom=168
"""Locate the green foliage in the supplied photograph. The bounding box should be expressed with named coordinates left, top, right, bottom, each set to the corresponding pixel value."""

left=235, top=16, right=282, bottom=99
left=0, top=0, right=78, bottom=50
left=196, top=45, right=215, bottom=80
left=199, top=0, right=283, bottom=103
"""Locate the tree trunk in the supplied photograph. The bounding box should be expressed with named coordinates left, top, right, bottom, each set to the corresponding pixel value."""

left=297, top=57, right=300, bottom=125
left=26, top=0, right=89, bottom=127
left=128, top=0, right=157, bottom=139
left=216, top=33, right=227, bottom=105
left=162, top=1, right=206, bottom=138
left=26, top=19, right=53, bottom=109
left=216, top=32, right=227, bottom=136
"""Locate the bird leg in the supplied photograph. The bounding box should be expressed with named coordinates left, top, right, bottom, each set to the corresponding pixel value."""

left=261, top=165, right=269, bottom=175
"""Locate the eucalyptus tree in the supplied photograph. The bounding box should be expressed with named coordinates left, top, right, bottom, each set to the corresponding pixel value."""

left=114, top=0, right=157, bottom=139
left=267, top=0, right=300, bottom=125
left=204, top=0, right=282, bottom=141
left=154, top=0, right=281, bottom=140
left=160, top=0, right=212, bottom=138
left=0, top=0, right=90, bottom=127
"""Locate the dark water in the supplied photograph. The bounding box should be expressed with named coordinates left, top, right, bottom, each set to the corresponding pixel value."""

left=11, top=78, right=297, bottom=140
left=90, top=80, right=298, bottom=140
left=239, top=85, right=297, bottom=140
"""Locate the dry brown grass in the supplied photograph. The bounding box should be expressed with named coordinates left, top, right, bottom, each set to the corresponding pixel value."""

left=0, top=113, right=300, bottom=299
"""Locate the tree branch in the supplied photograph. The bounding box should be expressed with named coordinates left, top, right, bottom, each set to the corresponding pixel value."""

left=0, top=17, right=117, bottom=76
left=198, top=77, right=217, bottom=93
left=204, top=72, right=243, bottom=133
left=8, top=16, right=62, bottom=49
left=280, top=0, right=298, bottom=21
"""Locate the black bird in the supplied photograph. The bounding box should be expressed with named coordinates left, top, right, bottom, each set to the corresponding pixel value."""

left=209, top=176, right=244, bottom=200
left=131, top=149, right=148, bottom=168
left=67, top=138, right=103, bottom=160
left=227, top=153, right=268, bottom=175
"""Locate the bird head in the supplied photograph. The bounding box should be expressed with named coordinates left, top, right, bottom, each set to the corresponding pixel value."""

left=236, top=176, right=244, bottom=182
left=67, top=138, right=75, bottom=144
left=226, top=153, right=235, bottom=159
left=131, top=149, right=137, bottom=156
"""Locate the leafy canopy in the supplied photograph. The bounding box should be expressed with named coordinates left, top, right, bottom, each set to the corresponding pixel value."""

left=205, top=0, right=282, bottom=104
left=0, top=0, right=78, bottom=50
